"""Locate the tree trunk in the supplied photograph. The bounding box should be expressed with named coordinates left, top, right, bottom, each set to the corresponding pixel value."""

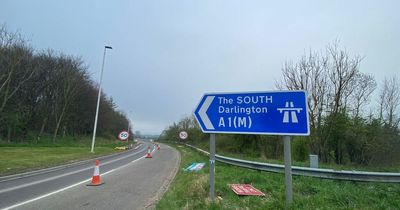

left=7, top=125, right=11, bottom=143
left=62, top=125, right=66, bottom=138
left=37, top=117, right=47, bottom=143
left=53, top=109, right=65, bottom=143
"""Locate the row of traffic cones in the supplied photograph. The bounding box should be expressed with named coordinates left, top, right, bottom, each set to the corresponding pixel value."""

left=146, top=144, right=161, bottom=158
left=88, top=144, right=161, bottom=186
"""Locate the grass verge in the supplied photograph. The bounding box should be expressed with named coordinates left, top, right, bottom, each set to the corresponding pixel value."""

left=156, top=143, right=400, bottom=210
left=0, top=136, right=131, bottom=176
left=185, top=140, right=400, bottom=172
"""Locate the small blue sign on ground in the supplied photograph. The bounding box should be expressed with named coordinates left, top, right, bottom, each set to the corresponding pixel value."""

left=184, top=162, right=206, bottom=172
left=194, top=91, right=309, bottom=136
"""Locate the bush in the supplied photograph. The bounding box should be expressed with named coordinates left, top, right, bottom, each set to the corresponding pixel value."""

left=293, top=137, right=309, bottom=161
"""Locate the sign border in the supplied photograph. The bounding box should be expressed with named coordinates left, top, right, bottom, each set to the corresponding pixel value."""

left=118, top=130, right=130, bottom=141
left=194, top=90, right=310, bottom=136
left=179, top=131, right=188, bottom=140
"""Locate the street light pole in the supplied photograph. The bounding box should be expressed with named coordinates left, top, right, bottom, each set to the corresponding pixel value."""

left=91, top=45, right=112, bottom=153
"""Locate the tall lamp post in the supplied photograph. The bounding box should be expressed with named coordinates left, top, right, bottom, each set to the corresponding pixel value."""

left=91, top=45, right=112, bottom=153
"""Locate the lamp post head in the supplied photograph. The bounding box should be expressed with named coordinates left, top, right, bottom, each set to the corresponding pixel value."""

left=105, top=46, right=112, bottom=49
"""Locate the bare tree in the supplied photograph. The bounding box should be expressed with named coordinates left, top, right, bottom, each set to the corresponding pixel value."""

left=277, top=41, right=367, bottom=163
left=326, top=42, right=362, bottom=115
left=52, top=56, right=87, bottom=142
left=277, top=50, right=331, bottom=157
left=31, top=50, right=58, bottom=141
left=0, top=26, right=35, bottom=113
left=348, top=73, right=376, bottom=119
left=178, top=116, right=192, bottom=130
left=278, top=51, right=329, bottom=134
left=379, top=76, right=400, bottom=127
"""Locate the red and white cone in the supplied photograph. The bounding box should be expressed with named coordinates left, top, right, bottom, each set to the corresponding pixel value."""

left=146, top=146, right=152, bottom=158
left=87, top=160, right=104, bottom=186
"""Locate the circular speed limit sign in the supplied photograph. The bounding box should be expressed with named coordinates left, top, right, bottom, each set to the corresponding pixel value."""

left=179, top=131, right=188, bottom=140
left=118, top=131, right=129, bottom=141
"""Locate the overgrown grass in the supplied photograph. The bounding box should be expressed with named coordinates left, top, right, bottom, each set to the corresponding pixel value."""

left=156, top=143, right=400, bottom=210
left=0, top=136, right=132, bottom=176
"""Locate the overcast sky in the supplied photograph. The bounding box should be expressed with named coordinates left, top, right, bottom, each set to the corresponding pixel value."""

left=1, top=1, right=399, bottom=134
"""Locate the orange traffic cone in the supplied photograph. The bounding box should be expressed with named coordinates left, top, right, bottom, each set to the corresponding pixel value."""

left=157, top=144, right=160, bottom=150
left=87, top=160, right=104, bottom=186
left=146, top=146, right=152, bottom=158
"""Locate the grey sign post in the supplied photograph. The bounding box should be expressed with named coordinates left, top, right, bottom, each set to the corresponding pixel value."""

left=283, top=135, right=293, bottom=204
left=209, top=134, right=216, bottom=200
left=194, top=91, right=309, bottom=205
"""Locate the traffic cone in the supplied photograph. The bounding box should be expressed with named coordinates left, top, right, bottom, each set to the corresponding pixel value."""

left=157, top=144, right=160, bottom=150
left=87, top=160, right=104, bottom=186
left=146, top=146, right=152, bottom=158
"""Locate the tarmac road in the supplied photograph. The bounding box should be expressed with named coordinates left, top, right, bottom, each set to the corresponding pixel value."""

left=0, top=142, right=180, bottom=210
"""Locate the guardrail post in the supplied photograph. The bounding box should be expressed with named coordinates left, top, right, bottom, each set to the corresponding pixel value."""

left=209, top=134, right=216, bottom=201
left=283, top=135, right=293, bottom=205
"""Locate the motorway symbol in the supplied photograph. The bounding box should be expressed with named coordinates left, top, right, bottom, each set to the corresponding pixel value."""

left=277, top=101, right=303, bottom=123
left=194, top=91, right=309, bottom=136
left=118, top=131, right=129, bottom=141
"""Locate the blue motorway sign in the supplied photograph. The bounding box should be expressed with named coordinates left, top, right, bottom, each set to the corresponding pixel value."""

left=194, top=91, right=309, bottom=136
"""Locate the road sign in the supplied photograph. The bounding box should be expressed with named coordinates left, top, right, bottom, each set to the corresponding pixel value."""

left=194, top=90, right=309, bottom=136
left=179, top=131, right=188, bottom=140
left=230, top=184, right=265, bottom=196
left=118, top=131, right=129, bottom=141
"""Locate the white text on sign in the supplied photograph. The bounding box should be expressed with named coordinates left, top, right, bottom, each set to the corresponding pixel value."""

left=217, top=96, right=272, bottom=129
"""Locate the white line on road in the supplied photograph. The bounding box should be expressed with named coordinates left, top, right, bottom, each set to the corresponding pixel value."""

left=0, top=149, right=145, bottom=194
left=2, top=177, right=92, bottom=210
left=2, top=149, right=150, bottom=210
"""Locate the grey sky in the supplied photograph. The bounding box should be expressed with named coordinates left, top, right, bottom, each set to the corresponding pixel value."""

left=1, top=0, right=399, bottom=134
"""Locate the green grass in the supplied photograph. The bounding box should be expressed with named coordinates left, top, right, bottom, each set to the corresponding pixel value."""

left=156, top=143, right=400, bottom=210
left=0, top=136, right=132, bottom=176
left=184, top=140, right=400, bottom=172
left=216, top=150, right=400, bottom=173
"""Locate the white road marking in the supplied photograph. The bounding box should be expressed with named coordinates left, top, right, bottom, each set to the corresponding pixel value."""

left=2, top=147, right=152, bottom=210
left=0, top=148, right=145, bottom=194
left=2, top=178, right=92, bottom=210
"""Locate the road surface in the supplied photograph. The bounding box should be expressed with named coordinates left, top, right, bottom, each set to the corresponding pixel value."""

left=0, top=142, right=180, bottom=210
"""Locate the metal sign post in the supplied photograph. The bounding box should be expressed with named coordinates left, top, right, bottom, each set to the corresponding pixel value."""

left=209, top=133, right=216, bottom=200
left=283, top=135, right=293, bottom=204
